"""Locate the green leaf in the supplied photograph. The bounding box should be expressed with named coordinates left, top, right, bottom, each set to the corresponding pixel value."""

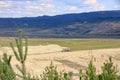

left=10, top=43, right=20, bottom=61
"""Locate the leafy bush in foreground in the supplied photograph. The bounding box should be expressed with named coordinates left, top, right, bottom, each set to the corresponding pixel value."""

left=10, top=30, right=28, bottom=80
left=40, top=61, right=73, bottom=80
left=0, top=53, right=15, bottom=80
left=85, top=59, right=98, bottom=80
left=100, top=57, right=118, bottom=80
left=0, top=30, right=119, bottom=80
left=79, top=57, right=118, bottom=80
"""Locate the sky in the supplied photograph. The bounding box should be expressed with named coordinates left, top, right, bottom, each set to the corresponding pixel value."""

left=0, top=0, right=119, bottom=18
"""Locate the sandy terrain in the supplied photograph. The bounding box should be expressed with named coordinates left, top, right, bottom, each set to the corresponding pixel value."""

left=0, top=45, right=120, bottom=79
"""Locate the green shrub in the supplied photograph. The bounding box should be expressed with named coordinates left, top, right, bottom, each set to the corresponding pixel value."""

left=84, top=59, right=98, bottom=80
left=40, top=61, right=71, bottom=80
left=10, top=30, right=28, bottom=80
left=100, top=57, right=118, bottom=80
left=0, top=53, right=15, bottom=80
left=79, top=57, right=119, bottom=80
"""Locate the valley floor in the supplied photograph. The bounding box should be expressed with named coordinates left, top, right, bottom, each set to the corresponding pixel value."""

left=0, top=46, right=120, bottom=79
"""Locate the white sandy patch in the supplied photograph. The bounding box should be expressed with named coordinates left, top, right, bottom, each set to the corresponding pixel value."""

left=0, top=44, right=70, bottom=55
left=0, top=45, right=120, bottom=80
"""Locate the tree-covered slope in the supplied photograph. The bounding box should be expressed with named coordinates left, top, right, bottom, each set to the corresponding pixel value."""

left=0, top=10, right=120, bottom=37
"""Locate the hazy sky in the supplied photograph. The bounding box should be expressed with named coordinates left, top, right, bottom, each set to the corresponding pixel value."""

left=0, top=0, right=119, bottom=18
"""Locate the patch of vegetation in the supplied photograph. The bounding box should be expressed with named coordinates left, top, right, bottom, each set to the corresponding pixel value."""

left=1, top=38, right=120, bottom=51
left=79, top=57, right=118, bottom=80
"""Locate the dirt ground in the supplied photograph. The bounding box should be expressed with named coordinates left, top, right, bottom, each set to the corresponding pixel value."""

left=0, top=45, right=120, bottom=79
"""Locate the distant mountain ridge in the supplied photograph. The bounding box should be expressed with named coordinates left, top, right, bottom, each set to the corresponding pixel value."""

left=0, top=10, right=120, bottom=38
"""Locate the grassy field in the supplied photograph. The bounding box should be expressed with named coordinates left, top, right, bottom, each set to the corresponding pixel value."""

left=0, top=37, right=120, bottom=51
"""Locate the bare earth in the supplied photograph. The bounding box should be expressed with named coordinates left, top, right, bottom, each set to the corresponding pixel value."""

left=0, top=45, right=120, bottom=79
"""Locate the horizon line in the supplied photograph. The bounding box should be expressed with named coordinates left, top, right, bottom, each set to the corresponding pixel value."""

left=0, top=10, right=119, bottom=18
